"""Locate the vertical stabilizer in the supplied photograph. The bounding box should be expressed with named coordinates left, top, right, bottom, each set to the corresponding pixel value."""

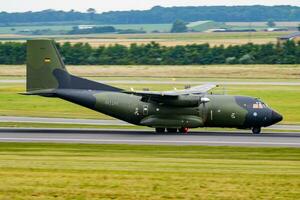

left=26, top=39, right=122, bottom=93
left=26, top=40, right=70, bottom=92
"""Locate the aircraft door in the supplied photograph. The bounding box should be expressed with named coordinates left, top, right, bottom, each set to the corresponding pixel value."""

left=199, top=101, right=210, bottom=125
left=198, top=102, right=208, bottom=122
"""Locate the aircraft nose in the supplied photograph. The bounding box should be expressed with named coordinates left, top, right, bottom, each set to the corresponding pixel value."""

left=271, top=110, right=283, bottom=124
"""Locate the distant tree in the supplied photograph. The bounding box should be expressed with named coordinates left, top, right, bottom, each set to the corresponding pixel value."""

left=298, top=24, right=300, bottom=31
left=2, top=40, right=300, bottom=65
left=87, top=8, right=96, bottom=21
left=87, top=8, right=96, bottom=13
left=267, top=19, right=276, bottom=28
left=239, top=54, right=254, bottom=64
left=171, top=20, right=188, bottom=33
left=68, top=26, right=116, bottom=35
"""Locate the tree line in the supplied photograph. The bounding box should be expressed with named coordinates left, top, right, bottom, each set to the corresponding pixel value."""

left=1, top=41, right=300, bottom=65
left=67, top=26, right=146, bottom=35
left=1, top=6, right=300, bottom=24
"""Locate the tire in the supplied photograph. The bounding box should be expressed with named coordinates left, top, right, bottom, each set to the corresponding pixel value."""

left=155, top=128, right=165, bottom=133
left=252, top=127, right=261, bottom=134
left=167, top=128, right=178, bottom=133
left=179, top=128, right=189, bottom=134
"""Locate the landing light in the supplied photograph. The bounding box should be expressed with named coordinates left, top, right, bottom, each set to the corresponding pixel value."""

left=200, top=97, right=210, bottom=103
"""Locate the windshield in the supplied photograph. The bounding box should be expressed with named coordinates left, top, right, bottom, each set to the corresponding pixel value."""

left=252, top=100, right=268, bottom=109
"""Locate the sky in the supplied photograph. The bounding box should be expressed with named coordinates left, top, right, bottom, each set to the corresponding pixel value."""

left=2, top=0, right=300, bottom=12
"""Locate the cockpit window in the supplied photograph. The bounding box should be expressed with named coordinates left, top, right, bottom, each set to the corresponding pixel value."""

left=253, top=102, right=267, bottom=109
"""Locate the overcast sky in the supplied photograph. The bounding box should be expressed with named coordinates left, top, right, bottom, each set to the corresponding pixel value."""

left=2, top=0, right=300, bottom=12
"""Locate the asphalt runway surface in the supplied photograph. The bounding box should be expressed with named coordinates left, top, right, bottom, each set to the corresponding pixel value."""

left=0, top=128, right=299, bottom=147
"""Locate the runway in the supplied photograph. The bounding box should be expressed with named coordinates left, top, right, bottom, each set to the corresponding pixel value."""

left=0, top=128, right=299, bottom=147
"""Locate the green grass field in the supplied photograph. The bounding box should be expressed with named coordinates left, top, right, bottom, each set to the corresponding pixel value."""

left=0, top=31, right=290, bottom=46
left=0, top=24, right=173, bottom=34
left=1, top=65, right=300, bottom=79
left=112, top=24, right=172, bottom=33
left=0, top=25, right=74, bottom=34
left=0, top=143, right=299, bottom=199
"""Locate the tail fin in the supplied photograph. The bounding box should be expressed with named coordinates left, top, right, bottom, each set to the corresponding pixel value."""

left=27, top=39, right=69, bottom=92
left=26, top=39, right=122, bottom=93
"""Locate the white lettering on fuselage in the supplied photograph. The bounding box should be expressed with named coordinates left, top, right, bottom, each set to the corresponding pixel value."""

left=231, top=113, right=236, bottom=119
left=105, top=99, right=119, bottom=106
left=134, top=108, right=140, bottom=116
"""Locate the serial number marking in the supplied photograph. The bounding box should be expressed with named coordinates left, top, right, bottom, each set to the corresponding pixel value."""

left=105, top=100, right=119, bottom=106
left=231, top=113, right=236, bottom=119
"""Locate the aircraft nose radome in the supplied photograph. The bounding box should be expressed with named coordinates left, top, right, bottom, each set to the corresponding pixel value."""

left=271, top=111, right=283, bottom=124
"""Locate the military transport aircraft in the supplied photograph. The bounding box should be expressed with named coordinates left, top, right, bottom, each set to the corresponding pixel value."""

left=24, top=40, right=283, bottom=134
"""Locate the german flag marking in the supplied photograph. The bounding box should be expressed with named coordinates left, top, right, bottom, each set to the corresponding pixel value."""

left=44, top=58, right=51, bottom=63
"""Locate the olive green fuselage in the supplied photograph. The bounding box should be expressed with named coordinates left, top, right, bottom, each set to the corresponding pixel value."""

left=54, top=89, right=279, bottom=130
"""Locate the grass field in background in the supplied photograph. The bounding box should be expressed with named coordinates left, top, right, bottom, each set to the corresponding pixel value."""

left=52, top=31, right=292, bottom=47
left=0, top=143, right=299, bottom=199
left=0, top=31, right=290, bottom=46
left=1, top=65, right=300, bottom=79
left=0, top=24, right=173, bottom=34
left=226, top=21, right=300, bottom=27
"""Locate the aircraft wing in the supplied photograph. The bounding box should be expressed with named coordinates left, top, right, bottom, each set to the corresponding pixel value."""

left=125, top=84, right=217, bottom=99
left=172, top=84, right=217, bottom=95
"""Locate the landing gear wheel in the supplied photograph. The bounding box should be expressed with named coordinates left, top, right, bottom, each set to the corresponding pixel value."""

left=179, top=128, right=189, bottom=134
left=252, top=127, right=261, bottom=134
left=167, top=128, right=178, bottom=133
left=155, top=128, right=165, bottom=133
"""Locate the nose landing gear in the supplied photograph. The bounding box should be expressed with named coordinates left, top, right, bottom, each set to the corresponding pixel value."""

left=252, top=127, right=261, bottom=134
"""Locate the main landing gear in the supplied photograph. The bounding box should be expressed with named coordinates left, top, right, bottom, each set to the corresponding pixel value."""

left=155, top=128, right=189, bottom=134
left=252, top=127, right=261, bottom=134
left=155, top=128, right=165, bottom=133
left=179, top=127, right=189, bottom=134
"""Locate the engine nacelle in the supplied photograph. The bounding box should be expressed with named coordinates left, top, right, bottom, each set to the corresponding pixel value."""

left=157, top=95, right=210, bottom=107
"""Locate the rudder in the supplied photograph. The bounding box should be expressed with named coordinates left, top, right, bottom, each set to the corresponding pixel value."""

left=26, top=39, right=69, bottom=92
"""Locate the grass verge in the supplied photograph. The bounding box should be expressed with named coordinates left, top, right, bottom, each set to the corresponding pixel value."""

left=0, top=143, right=299, bottom=199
